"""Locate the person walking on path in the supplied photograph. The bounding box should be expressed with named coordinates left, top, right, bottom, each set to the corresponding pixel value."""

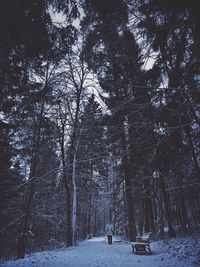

left=106, top=222, right=113, bottom=245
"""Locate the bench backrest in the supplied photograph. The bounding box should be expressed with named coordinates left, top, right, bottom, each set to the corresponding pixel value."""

left=141, top=232, right=151, bottom=243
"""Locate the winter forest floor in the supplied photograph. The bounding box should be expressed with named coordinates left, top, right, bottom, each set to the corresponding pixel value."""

left=1, top=235, right=200, bottom=267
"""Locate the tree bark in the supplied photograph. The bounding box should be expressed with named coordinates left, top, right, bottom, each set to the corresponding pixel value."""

left=121, top=123, right=136, bottom=242
left=159, top=173, right=176, bottom=237
left=72, top=153, right=77, bottom=245
left=143, top=168, right=155, bottom=233
left=17, top=101, right=44, bottom=258
left=177, top=173, right=189, bottom=231
left=58, top=120, right=72, bottom=246
left=186, top=126, right=200, bottom=183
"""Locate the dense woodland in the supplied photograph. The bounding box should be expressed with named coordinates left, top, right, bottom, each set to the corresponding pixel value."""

left=0, top=0, right=200, bottom=260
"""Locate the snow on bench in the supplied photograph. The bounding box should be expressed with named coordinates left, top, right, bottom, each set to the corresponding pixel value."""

left=132, top=232, right=152, bottom=255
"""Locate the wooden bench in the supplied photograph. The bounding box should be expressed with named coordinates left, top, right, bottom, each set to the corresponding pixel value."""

left=132, top=232, right=152, bottom=254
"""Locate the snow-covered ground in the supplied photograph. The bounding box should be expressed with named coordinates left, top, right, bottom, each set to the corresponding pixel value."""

left=1, top=235, right=199, bottom=267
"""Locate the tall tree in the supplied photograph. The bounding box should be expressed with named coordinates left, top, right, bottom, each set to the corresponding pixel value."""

left=81, top=0, right=151, bottom=241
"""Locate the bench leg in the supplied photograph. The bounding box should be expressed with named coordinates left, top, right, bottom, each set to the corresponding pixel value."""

left=145, top=245, right=152, bottom=255
left=133, top=244, right=152, bottom=255
left=148, top=246, right=152, bottom=255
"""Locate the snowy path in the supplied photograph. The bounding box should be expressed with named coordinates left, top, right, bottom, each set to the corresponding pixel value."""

left=1, top=236, right=193, bottom=267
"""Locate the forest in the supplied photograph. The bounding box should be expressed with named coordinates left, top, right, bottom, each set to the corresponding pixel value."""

left=0, top=0, right=200, bottom=261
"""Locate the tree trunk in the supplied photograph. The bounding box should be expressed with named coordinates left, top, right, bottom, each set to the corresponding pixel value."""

left=17, top=158, right=36, bottom=259
left=87, top=161, right=93, bottom=236
left=121, top=124, right=136, bottom=242
left=93, top=200, right=97, bottom=237
left=186, top=126, right=200, bottom=183
left=159, top=197, right=164, bottom=239
left=159, top=174, right=176, bottom=237
left=177, top=174, right=189, bottom=231
left=143, top=168, right=155, bottom=233
left=58, top=123, right=72, bottom=247
left=17, top=102, right=44, bottom=259
left=72, top=153, right=77, bottom=245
